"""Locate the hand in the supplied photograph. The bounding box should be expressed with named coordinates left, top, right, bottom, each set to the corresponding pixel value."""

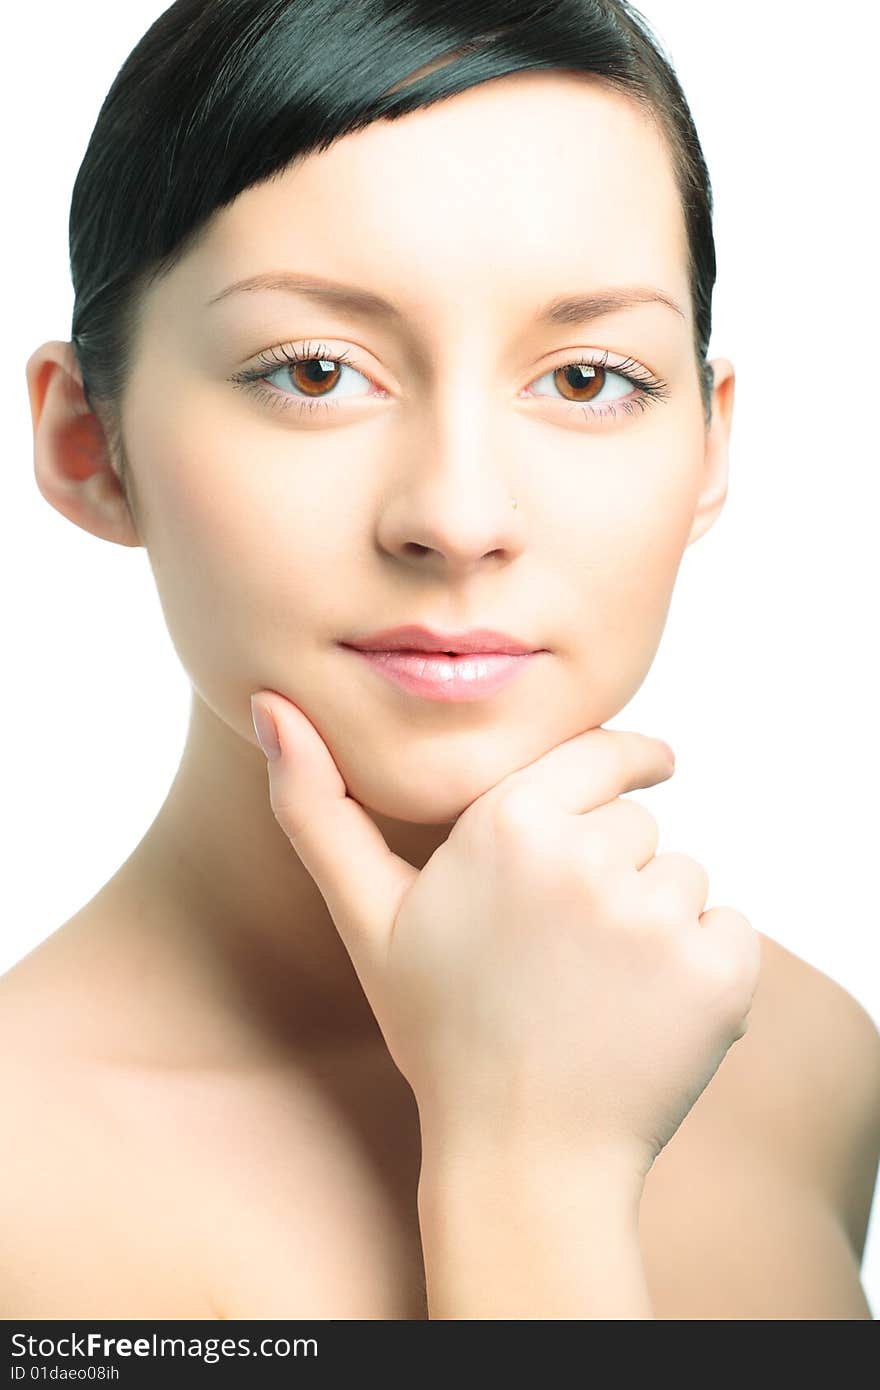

left=251, top=693, right=761, bottom=1181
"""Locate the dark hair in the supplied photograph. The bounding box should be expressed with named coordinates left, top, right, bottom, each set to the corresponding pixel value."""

left=69, top=0, right=717, bottom=516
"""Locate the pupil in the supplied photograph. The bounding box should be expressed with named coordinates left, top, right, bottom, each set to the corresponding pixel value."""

left=304, top=360, right=335, bottom=383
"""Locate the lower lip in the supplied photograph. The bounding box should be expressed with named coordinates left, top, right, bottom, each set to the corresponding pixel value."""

left=341, top=646, right=543, bottom=702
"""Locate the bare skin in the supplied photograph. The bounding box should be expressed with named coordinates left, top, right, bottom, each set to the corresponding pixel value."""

left=11, top=69, right=879, bottom=1318
left=0, top=913, right=875, bottom=1317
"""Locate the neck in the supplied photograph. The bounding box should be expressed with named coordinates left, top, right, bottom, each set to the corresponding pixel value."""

left=98, top=689, right=452, bottom=1065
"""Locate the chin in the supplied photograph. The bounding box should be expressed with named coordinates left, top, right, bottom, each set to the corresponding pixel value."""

left=344, top=768, right=495, bottom=829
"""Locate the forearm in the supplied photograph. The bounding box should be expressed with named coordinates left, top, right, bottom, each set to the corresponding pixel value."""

left=417, top=1138, right=655, bottom=1319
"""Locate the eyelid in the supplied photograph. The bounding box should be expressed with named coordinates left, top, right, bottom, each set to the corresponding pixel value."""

left=537, top=343, right=661, bottom=380
left=229, top=339, right=670, bottom=423
left=237, top=338, right=386, bottom=385
left=233, top=339, right=661, bottom=392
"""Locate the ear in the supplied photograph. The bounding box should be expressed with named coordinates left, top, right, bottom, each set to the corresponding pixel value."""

left=685, top=357, right=735, bottom=548
left=25, top=339, right=142, bottom=548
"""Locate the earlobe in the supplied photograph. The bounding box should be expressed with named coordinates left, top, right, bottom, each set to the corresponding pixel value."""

left=685, top=357, right=735, bottom=548
left=25, top=340, right=142, bottom=549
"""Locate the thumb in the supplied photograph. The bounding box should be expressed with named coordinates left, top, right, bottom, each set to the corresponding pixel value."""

left=250, top=691, right=418, bottom=977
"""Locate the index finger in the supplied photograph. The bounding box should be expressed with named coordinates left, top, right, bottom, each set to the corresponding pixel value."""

left=500, top=725, right=675, bottom=815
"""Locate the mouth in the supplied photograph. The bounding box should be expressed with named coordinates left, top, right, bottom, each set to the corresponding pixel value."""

left=339, top=642, right=546, bottom=703
left=340, top=623, right=543, bottom=656
left=338, top=624, right=547, bottom=702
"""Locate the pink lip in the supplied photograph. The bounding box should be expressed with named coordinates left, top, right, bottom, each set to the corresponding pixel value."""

left=341, top=624, right=540, bottom=656
left=342, top=647, right=543, bottom=702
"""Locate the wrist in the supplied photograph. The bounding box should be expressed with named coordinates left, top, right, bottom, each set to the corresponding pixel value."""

left=418, top=1128, right=646, bottom=1222
left=416, top=1130, right=652, bottom=1319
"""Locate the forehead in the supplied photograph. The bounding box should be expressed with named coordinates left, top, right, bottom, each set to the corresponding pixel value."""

left=174, top=70, right=689, bottom=334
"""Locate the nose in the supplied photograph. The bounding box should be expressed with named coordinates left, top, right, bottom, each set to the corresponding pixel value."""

left=374, top=389, right=525, bottom=576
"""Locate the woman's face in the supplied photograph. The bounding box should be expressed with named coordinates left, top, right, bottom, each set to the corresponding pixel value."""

left=116, top=71, right=732, bottom=825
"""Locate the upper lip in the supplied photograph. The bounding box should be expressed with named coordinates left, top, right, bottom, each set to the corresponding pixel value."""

left=341, top=625, right=542, bottom=655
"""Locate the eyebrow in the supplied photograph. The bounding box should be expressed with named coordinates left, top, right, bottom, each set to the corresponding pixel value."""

left=205, top=271, right=685, bottom=327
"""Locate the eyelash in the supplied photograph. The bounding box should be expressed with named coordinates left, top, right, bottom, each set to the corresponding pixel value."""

left=228, top=340, right=671, bottom=424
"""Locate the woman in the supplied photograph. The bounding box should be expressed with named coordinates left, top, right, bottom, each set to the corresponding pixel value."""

left=10, top=0, right=879, bottom=1318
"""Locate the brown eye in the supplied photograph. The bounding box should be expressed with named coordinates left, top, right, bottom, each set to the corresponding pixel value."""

left=552, top=363, right=605, bottom=403
left=286, top=357, right=342, bottom=397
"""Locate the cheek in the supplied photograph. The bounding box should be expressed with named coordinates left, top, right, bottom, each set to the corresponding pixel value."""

left=125, top=403, right=343, bottom=697
left=552, top=425, right=701, bottom=719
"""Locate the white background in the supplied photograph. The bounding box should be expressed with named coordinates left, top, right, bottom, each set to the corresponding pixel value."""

left=3, top=2, right=878, bottom=1314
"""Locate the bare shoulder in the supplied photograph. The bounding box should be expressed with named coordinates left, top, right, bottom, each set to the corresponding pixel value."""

left=727, top=931, right=880, bottom=1250
left=0, top=944, right=219, bottom=1319
left=639, top=929, right=880, bottom=1318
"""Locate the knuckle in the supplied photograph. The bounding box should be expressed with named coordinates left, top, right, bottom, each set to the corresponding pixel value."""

left=607, top=795, right=661, bottom=843
left=577, top=830, right=615, bottom=879
left=269, top=798, right=309, bottom=847
left=644, top=884, right=690, bottom=934
left=621, top=796, right=658, bottom=834
left=697, top=944, right=741, bottom=989
left=656, top=849, right=707, bottom=878
left=267, top=787, right=295, bottom=830
left=693, top=942, right=754, bottom=1017
left=489, top=783, right=542, bottom=840
left=732, top=909, right=760, bottom=950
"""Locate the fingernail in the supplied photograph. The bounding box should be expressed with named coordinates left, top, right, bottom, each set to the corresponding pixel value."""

left=251, top=695, right=281, bottom=761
